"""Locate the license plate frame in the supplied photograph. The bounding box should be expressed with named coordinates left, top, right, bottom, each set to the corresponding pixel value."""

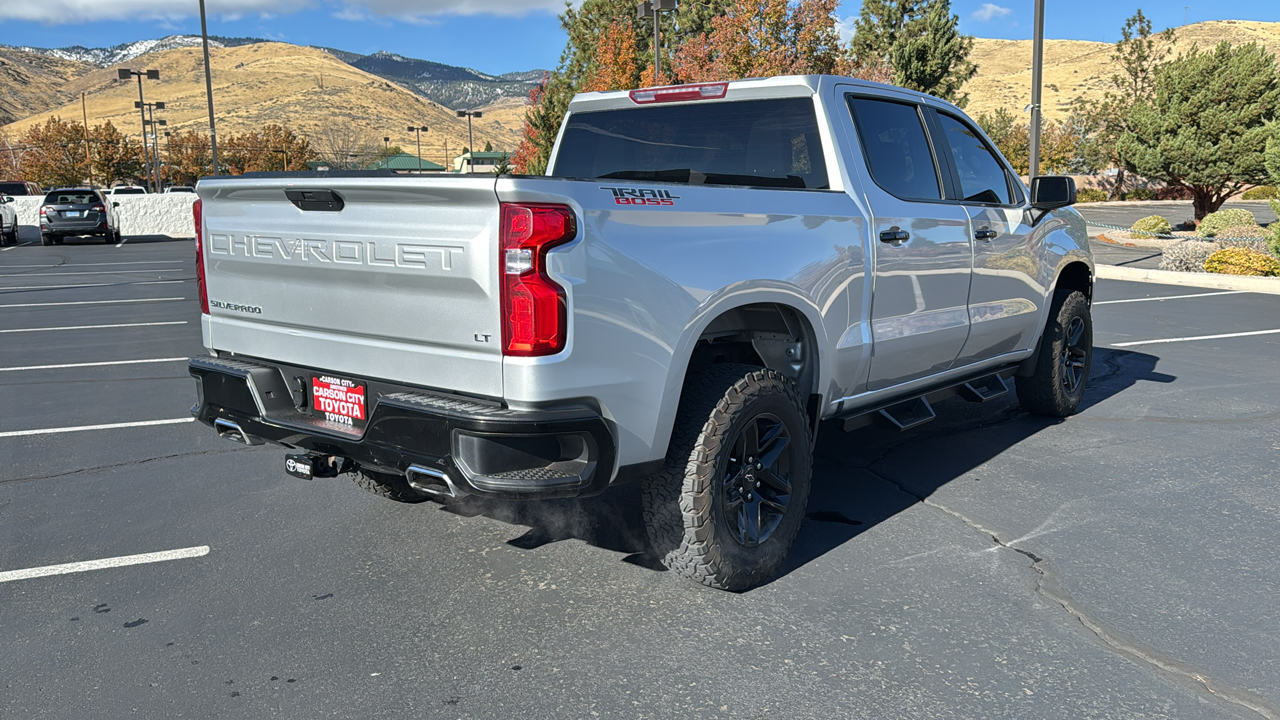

left=310, top=374, right=368, bottom=430
left=65, top=210, right=81, bottom=218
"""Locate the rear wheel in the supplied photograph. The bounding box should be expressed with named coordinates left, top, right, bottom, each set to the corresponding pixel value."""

left=642, top=364, right=813, bottom=591
left=40, top=233, right=54, bottom=246
left=351, top=468, right=433, bottom=503
left=1017, top=289, right=1092, bottom=417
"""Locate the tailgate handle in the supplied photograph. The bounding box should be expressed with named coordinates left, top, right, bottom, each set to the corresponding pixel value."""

left=285, top=189, right=345, bottom=212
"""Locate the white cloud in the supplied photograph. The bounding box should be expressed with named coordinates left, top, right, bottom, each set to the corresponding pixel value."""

left=972, top=3, right=1012, bottom=22
left=0, top=0, right=566, bottom=24
left=836, top=15, right=857, bottom=46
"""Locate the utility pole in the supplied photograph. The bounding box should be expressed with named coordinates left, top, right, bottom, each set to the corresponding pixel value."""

left=80, top=92, right=93, bottom=188
left=638, top=0, right=678, bottom=82
left=1028, top=0, right=1045, bottom=180
left=119, top=68, right=159, bottom=191
left=199, top=0, right=219, bottom=176
left=408, top=126, right=428, bottom=172
left=143, top=103, right=166, bottom=189
left=455, top=111, right=482, bottom=169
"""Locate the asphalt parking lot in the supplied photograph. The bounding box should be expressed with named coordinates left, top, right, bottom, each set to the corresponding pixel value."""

left=1, top=228, right=1278, bottom=719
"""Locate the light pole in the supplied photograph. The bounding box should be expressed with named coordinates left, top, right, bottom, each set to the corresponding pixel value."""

left=455, top=110, right=482, bottom=170
left=1029, top=0, right=1045, bottom=179
left=199, top=0, right=219, bottom=176
left=140, top=102, right=166, bottom=189
left=407, top=125, right=428, bottom=172
left=118, top=68, right=159, bottom=190
left=637, top=0, right=678, bottom=82
left=164, top=130, right=172, bottom=183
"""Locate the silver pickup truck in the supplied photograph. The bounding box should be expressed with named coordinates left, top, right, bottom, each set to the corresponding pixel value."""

left=191, top=75, right=1092, bottom=591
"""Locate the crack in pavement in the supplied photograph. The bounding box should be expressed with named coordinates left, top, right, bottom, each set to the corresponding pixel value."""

left=863, top=455, right=1278, bottom=720
left=0, top=447, right=257, bottom=487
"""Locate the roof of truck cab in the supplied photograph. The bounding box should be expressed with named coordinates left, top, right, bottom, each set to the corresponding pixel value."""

left=566, top=74, right=957, bottom=115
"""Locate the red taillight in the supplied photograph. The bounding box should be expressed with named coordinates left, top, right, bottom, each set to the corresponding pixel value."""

left=39, top=206, right=49, bottom=216
left=90, top=204, right=105, bottom=212
left=499, top=203, right=575, bottom=356
left=629, top=82, right=728, bottom=104
left=193, top=199, right=209, bottom=315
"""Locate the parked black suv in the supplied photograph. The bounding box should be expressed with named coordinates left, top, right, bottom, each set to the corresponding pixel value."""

left=39, top=188, right=121, bottom=245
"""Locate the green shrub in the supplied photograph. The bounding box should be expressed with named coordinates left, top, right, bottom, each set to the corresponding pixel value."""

left=1123, top=187, right=1155, bottom=201
left=1159, top=241, right=1218, bottom=272
left=1215, top=224, right=1266, bottom=239
left=1129, top=215, right=1172, bottom=236
left=1076, top=187, right=1107, bottom=203
left=1267, top=222, right=1280, bottom=258
left=1203, top=247, right=1280, bottom=276
left=1197, top=208, right=1258, bottom=237
left=1242, top=185, right=1279, bottom=200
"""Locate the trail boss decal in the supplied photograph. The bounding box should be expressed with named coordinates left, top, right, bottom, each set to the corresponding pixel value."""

left=600, top=187, right=679, bottom=206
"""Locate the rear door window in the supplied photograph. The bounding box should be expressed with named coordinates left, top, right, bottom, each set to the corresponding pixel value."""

left=847, top=97, right=942, bottom=201
left=935, top=113, right=1015, bottom=205
left=552, top=97, right=828, bottom=190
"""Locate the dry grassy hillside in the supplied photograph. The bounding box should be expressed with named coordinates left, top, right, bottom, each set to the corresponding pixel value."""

left=0, top=48, right=95, bottom=125
left=1, top=43, right=521, bottom=164
left=964, top=20, right=1280, bottom=122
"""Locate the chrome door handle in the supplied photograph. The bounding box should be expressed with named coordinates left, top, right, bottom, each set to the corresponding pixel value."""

left=879, top=229, right=910, bottom=244
left=974, top=229, right=997, bottom=241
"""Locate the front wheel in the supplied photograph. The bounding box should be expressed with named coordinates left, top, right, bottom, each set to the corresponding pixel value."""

left=642, top=364, right=813, bottom=591
left=1017, top=289, right=1092, bottom=417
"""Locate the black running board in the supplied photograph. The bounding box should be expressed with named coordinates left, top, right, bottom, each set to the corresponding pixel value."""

left=840, top=367, right=1016, bottom=433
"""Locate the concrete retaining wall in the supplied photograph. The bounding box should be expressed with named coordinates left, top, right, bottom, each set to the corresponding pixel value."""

left=8, top=194, right=198, bottom=238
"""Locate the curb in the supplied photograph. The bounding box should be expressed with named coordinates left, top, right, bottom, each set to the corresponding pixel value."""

left=1096, top=264, right=1280, bottom=295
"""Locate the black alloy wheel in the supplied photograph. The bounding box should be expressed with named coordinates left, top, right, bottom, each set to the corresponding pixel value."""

left=1061, top=316, right=1088, bottom=394
left=719, top=413, right=793, bottom=548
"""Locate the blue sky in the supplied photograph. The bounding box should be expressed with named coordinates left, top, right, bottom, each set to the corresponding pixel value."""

left=0, top=1, right=1275, bottom=75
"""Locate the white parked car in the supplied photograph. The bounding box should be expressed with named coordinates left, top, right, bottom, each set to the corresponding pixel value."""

left=165, top=186, right=196, bottom=194
left=0, top=194, right=17, bottom=246
left=109, top=185, right=148, bottom=195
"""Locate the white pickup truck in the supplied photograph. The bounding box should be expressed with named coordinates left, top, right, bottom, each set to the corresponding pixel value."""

left=190, top=75, right=1092, bottom=590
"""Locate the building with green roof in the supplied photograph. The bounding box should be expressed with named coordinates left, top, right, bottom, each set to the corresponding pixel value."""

left=366, top=153, right=446, bottom=172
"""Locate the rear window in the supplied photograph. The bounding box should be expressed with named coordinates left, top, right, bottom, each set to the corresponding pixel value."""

left=112, top=187, right=145, bottom=195
left=0, top=182, right=31, bottom=195
left=552, top=97, right=829, bottom=190
left=44, top=191, right=100, bottom=205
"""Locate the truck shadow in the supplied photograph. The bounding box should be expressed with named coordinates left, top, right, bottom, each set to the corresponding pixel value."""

left=442, top=348, right=1174, bottom=587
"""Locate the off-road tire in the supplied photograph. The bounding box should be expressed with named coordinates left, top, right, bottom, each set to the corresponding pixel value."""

left=1017, top=289, right=1092, bottom=417
left=351, top=468, right=433, bottom=503
left=641, top=364, right=813, bottom=591
left=0, top=224, right=11, bottom=246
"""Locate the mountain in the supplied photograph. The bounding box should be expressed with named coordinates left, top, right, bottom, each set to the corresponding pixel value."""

left=963, top=20, right=1280, bottom=122
left=0, top=47, right=95, bottom=125
left=0, top=42, right=523, bottom=157
left=11, top=36, right=545, bottom=111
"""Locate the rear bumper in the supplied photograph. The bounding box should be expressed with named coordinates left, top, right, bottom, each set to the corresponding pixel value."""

left=189, top=354, right=617, bottom=500
left=42, top=219, right=107, bottom=234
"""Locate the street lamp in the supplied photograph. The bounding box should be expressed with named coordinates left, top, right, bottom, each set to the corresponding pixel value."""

left=1029, top=0, right=1045, bottom=179
left=454, top=110, right=482, bottom=170
left=139, top=101, right=166, bottom=189
left=118, top=67, right=159, bottom=191
left=407, top=125, right=428, bottom=172
left=164, top=130, right=172, bottom=184
left=198, top=0, right=219, bottom=176
left=637, top=0, right=678, bottom=82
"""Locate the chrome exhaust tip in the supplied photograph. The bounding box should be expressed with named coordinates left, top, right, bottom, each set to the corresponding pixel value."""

left=406, top=465, right=460, bottom=498
left=214, top=418, right=264, bottom=446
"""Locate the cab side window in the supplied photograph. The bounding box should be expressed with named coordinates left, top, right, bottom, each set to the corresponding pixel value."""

left=847, top=97, right=942, bottom=201
left=936, top=113, right=1014, bottom=205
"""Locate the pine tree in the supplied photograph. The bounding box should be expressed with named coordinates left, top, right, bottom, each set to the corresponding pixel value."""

left=888, top=0, right=976, bottom=106
left=850, top=0, right=923, bottom=63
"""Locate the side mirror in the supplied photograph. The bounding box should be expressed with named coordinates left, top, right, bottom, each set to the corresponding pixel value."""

left=1029, top=176, right=1076, bottom=210
left=0, top=195, right=10, bottom=204
left=112, top=202, right=120, bottom=208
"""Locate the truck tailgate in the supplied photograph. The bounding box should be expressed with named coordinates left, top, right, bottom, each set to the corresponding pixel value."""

left=198, top=175, right=503, bottom=398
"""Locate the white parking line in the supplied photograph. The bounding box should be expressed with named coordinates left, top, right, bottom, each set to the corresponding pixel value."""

left=0, top=417, right=195, bottom=438
left=1094, top=290, right=1250, bottom=306
left=0, top=269, right=182, bottom=277
left=0, top=279, right=189, bottom=291
left=0, top=321, right=187, bottom=334
left=0, top=357, right=187, bottom=372
left=0, top=546, right=210, bottom=584
left=1112, top=328, right=1280, bottom=347
left=115, top=236, right=128, bottom=248
left=0, top=297, right=186, bottom=309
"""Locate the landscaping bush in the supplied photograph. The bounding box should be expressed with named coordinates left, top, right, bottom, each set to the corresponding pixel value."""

left=1267, top=222, right=1280, bottom=258
left=1215, top=224, right=1266, bottom=239
left=1215, top=238, right=1272, bottom=256
left=1159, top=240, right=1219, bottom=272
left=1123, top=187, right=1155, bottom=201
left=1197, top=208, right=1257, bottom=237
left=1202, top=247, right=1280, bottom=276
left=1155, top=186, right=1193, bottom=200
left=1242, top=185, right=1280, bottom=200
left=1076, top=187, right=1107, bottom=203
left=1129, top=215, right=1171, bottom=236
